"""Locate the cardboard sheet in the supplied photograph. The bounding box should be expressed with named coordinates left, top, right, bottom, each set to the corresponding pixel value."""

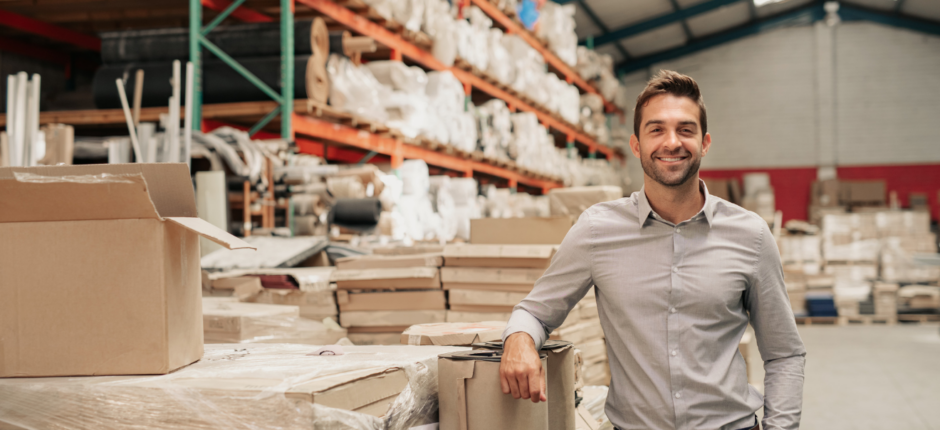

left=336, top=253, right=443, bottom=270
left=400, top=322, right=506, bottom=346
left=333, top=267, right=441, bottom=290
left=446, top=311, right=513, bottom=323
left=447, top=289, right=529, bottom=307
left=337, top=290, right=446, bottom=311
left=443, top=244, right=557, bottom=269
left=340, top=310, right=446, bottom=328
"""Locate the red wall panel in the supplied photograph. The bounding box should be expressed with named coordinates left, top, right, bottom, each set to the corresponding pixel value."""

left=699, top=163, right=940, bottom=223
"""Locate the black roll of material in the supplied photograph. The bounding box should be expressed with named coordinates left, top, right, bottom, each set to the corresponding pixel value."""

left=99, top=21, right=315, bottom=64
left=92, top=55, right=309, bottom=109
left=329, top=198, right=382, bottom=227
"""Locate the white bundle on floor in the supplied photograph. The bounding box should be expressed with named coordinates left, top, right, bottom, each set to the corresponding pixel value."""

left=327, top=54, right=389, bottom=123
left=536, top=2, right=578, bottom=67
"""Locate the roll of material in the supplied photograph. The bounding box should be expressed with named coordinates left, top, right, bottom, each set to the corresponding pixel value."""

left=93, top=56, right=309, bottom=109
left=329, top=198, right=382, bottom=226
left=472, top=340, right=577, bottom=430
left=439, top=350, right=549, bottom=430
left=306, top=17, right=330, bottom=104
left=99, top=21, right=316, bottom=64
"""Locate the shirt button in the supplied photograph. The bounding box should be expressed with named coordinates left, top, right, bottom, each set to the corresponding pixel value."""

left=676, top=228, right=681, bottom=233
left=675, top=392, right=681, bottom=399
left=672, top=267, right=678, bottom=273
left=671, top=350, right=677, bottom=356
left=670, top=308, right=677, bottom=314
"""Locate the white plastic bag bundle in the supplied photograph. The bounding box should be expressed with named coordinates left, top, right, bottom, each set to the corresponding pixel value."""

left=485, top=29, right=514, bottom=85
left=426, top=71, right=465, bottom=114
left=399, top=159, right=430, bottom=196
left=326, top=54, right=389, bottom=123
left=536, top=2, right=578, bottom=66
left=425, top=0, right=458, bottom=66
left=391, top=0, right=425, bottom=32
left=384, top=91, right=431, bottom=139
left=365, top=61, right=429, bottom=95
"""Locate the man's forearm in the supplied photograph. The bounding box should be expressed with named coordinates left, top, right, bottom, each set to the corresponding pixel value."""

left=503, top=308, right=548, bottom=349
left=762, top=354, right=806, bottom=430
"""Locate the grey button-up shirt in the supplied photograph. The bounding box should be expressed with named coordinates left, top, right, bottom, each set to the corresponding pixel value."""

left=504, top=182, right=806, bottom=430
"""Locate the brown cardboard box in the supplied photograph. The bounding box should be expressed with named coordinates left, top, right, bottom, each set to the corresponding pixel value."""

left=202, top=298, right=346, bottom=345
left=703, top=178, right=732, bottom=201
left=348, top=332, right=405, bottom=345
left=439, top=350, right=549, bottom=430
left=446, top=310, right=513, bottom=323
left=335, top=253, right=443, bottom=270
left=339, top=310, right=446, bottom=327
left=0, top=163, right=251, bottom=377
left=332, top=267, right=441, bottom=290
left=447, top=289, right=528, bottom=307
left=579, top=301, right=599, bottom=320
left=401, top=321, right=506, bottom=346
left=842, top=180, right=886, bottom=205
left=548, top=186, right=623, bottom=219
left=811, top=179, right=841, bottom=207
left=246, top=288, right=337, bottom=321
left=471, top=340, right=577, bottom=430
left=470, top=217, right=573, bottom=245
left=372, top=244, right=445, bottom=255
left=579, top=338, right=607, bottom=363
left=337, top=290, right=446, bottom=311
left=443, top=244, right=557, bottom=269
left=441, top=267, right=545, bottom=292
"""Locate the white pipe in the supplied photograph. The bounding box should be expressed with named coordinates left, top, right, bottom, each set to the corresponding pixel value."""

left=25, top=74, right=40, bottom=166
left=115, top=78, right=143, bottom=163
left=168, top=60, right=181, bottom=163
left=184, top=61, right=194, bottom=169
left=6, top=75, right=17, bottom=166
left=12, top=72, right=27, bottom=167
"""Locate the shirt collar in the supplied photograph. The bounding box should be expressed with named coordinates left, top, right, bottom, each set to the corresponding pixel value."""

left=637, top=179, right=716, bottom=227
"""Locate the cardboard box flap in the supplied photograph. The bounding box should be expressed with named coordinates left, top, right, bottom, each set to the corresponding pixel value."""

left=0, top=163, right=196, bottom=217
left=288, top=367, right=409, bottom=410
left=0, top=172, right=161, bottom=223
left=166, top=217, right=254, bottom=250
left=331, top=267, right=439, bottom=281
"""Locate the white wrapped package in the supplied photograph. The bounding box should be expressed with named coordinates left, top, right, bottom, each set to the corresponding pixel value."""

left=425, top=0, right=457, bottom=66
left=536, top=2, right=578, bottom=66
left=365, top=61, right=429, bottom=95
left=426, top=71, right=465, bottom=114
left=0, top=344, right=466, bottom=430
left=399, top=159, right=430, bottom=196
left=467, top=6, right=492, bottom=71
left=391, top=0, right=424, bottom=32
left=486, top=28, right=514, bottom=85
left=327, top=54, right=389, bottom=123
left=384, top=91, right=431, bottom=139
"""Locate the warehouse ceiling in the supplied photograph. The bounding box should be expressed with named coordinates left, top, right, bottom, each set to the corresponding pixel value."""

left=560, top=0, right=940, bottom=74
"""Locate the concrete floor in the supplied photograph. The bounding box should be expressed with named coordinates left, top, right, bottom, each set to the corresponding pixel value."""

left=750, top=324, right=940, bottom=430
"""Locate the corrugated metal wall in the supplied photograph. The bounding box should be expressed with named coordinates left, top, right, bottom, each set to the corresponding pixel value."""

left=618, top=21, right=940, bottom=172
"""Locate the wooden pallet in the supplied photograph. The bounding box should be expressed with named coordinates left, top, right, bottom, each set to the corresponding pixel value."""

left=838, top=315, right=898, bottom=325
left=897, top=314, right=940, bottom=323
left=795, top=316, right=839, bottom=325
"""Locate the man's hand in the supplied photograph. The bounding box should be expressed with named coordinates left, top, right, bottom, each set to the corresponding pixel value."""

left=499, top=332, right=547, bottom=403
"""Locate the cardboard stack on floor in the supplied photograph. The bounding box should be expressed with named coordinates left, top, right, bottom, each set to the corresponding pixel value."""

left=332, top=253, right=446, bottom=345
left=821, top=213, right=880, bottom=317
left=207, top=267, right=339, bottom=323
left=202, top=297, right=346, bottom=345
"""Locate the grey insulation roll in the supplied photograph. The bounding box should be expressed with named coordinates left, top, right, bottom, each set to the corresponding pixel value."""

left=329, top=198, right=382, bottom=226
left=92, top=56, right=310, bottom=109
left=99, top=21, right=315, bottom=64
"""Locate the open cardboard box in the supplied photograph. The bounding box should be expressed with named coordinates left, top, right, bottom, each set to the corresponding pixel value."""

left=0, top=164, right=252, bottom=377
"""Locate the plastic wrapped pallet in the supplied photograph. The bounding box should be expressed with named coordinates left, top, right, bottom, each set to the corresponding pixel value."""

left=203, top=298, right=347, bottom=345
left=0, top=344, right=464, bottom=430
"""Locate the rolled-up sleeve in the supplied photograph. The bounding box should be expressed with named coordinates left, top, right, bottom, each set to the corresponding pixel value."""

left=746, top=223, right=807, bottom=430
left=503, top=210, right=596, bottom=349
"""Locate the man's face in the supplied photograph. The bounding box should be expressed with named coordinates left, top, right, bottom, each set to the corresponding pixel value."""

left=630, top=94, right=711, bottom=188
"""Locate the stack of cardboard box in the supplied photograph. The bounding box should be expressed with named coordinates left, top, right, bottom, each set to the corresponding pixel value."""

left=809, top=179, right=886, bottom=224
left=332, top=253, right=446, bottom=345
left=558, top=288, right=609, bottom=386
left=441, top=244, right=557, bottom=323
left=872, top=282, right=899, bottom=318
left=779, top=235, right=823, bottom=275
left=820, top=213, right=879, bottom=315
left=208, top=267, right=339, bottom=323
left=876, top=211, right=939, bottom=284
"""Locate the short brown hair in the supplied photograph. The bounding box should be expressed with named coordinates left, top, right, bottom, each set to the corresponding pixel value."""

left=634, top=70, right=707, bottom=137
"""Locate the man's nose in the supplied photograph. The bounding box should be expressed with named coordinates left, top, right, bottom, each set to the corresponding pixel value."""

left=663, top=130, right=682, bottom=151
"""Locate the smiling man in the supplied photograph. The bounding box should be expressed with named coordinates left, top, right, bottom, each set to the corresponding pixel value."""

left=499, top=70, right=806, bottom=430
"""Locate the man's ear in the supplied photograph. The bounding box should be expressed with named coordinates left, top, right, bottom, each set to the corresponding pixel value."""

left=630, top=134, right=641, bottom=159
left=701, top=132, right=712, bottom=157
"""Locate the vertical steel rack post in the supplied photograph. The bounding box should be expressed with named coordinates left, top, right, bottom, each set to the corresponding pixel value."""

left=189, top=0, right=294, bottom=140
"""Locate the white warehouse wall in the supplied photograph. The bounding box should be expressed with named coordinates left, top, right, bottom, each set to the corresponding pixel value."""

left=617, top=20, right=940, bottom=172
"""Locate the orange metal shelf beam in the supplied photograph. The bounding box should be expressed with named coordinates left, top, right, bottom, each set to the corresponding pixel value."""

left=468, top=0, right=621, bottom=115
left=296, top=0, right=620, bottom=160
left=292, top=113, right=563, bottom=191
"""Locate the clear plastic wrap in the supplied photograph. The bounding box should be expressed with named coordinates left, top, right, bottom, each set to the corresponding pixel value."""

left=0, top=344, right=467, bottom=430
left=535, top=2, right=578, bottom=66
left=203, top=298, right=347, bottom=345
left=365, top=61, right=429, bottom=95
left=327, top=54, right=389, bottom=123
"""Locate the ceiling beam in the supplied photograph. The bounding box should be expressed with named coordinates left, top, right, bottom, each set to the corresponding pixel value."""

left=840, top=3, right=940, bottom=36
left=0, top=8, right=100, bottom=51
left=580, top=0, right=743, bottom=47
left=617, top=3, right=824, bottom=74
left=572, top=0, right=631, bottom=60
left=201, top=0, right=274, bottom=23
left=667, top=0, right=696, bottom=41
